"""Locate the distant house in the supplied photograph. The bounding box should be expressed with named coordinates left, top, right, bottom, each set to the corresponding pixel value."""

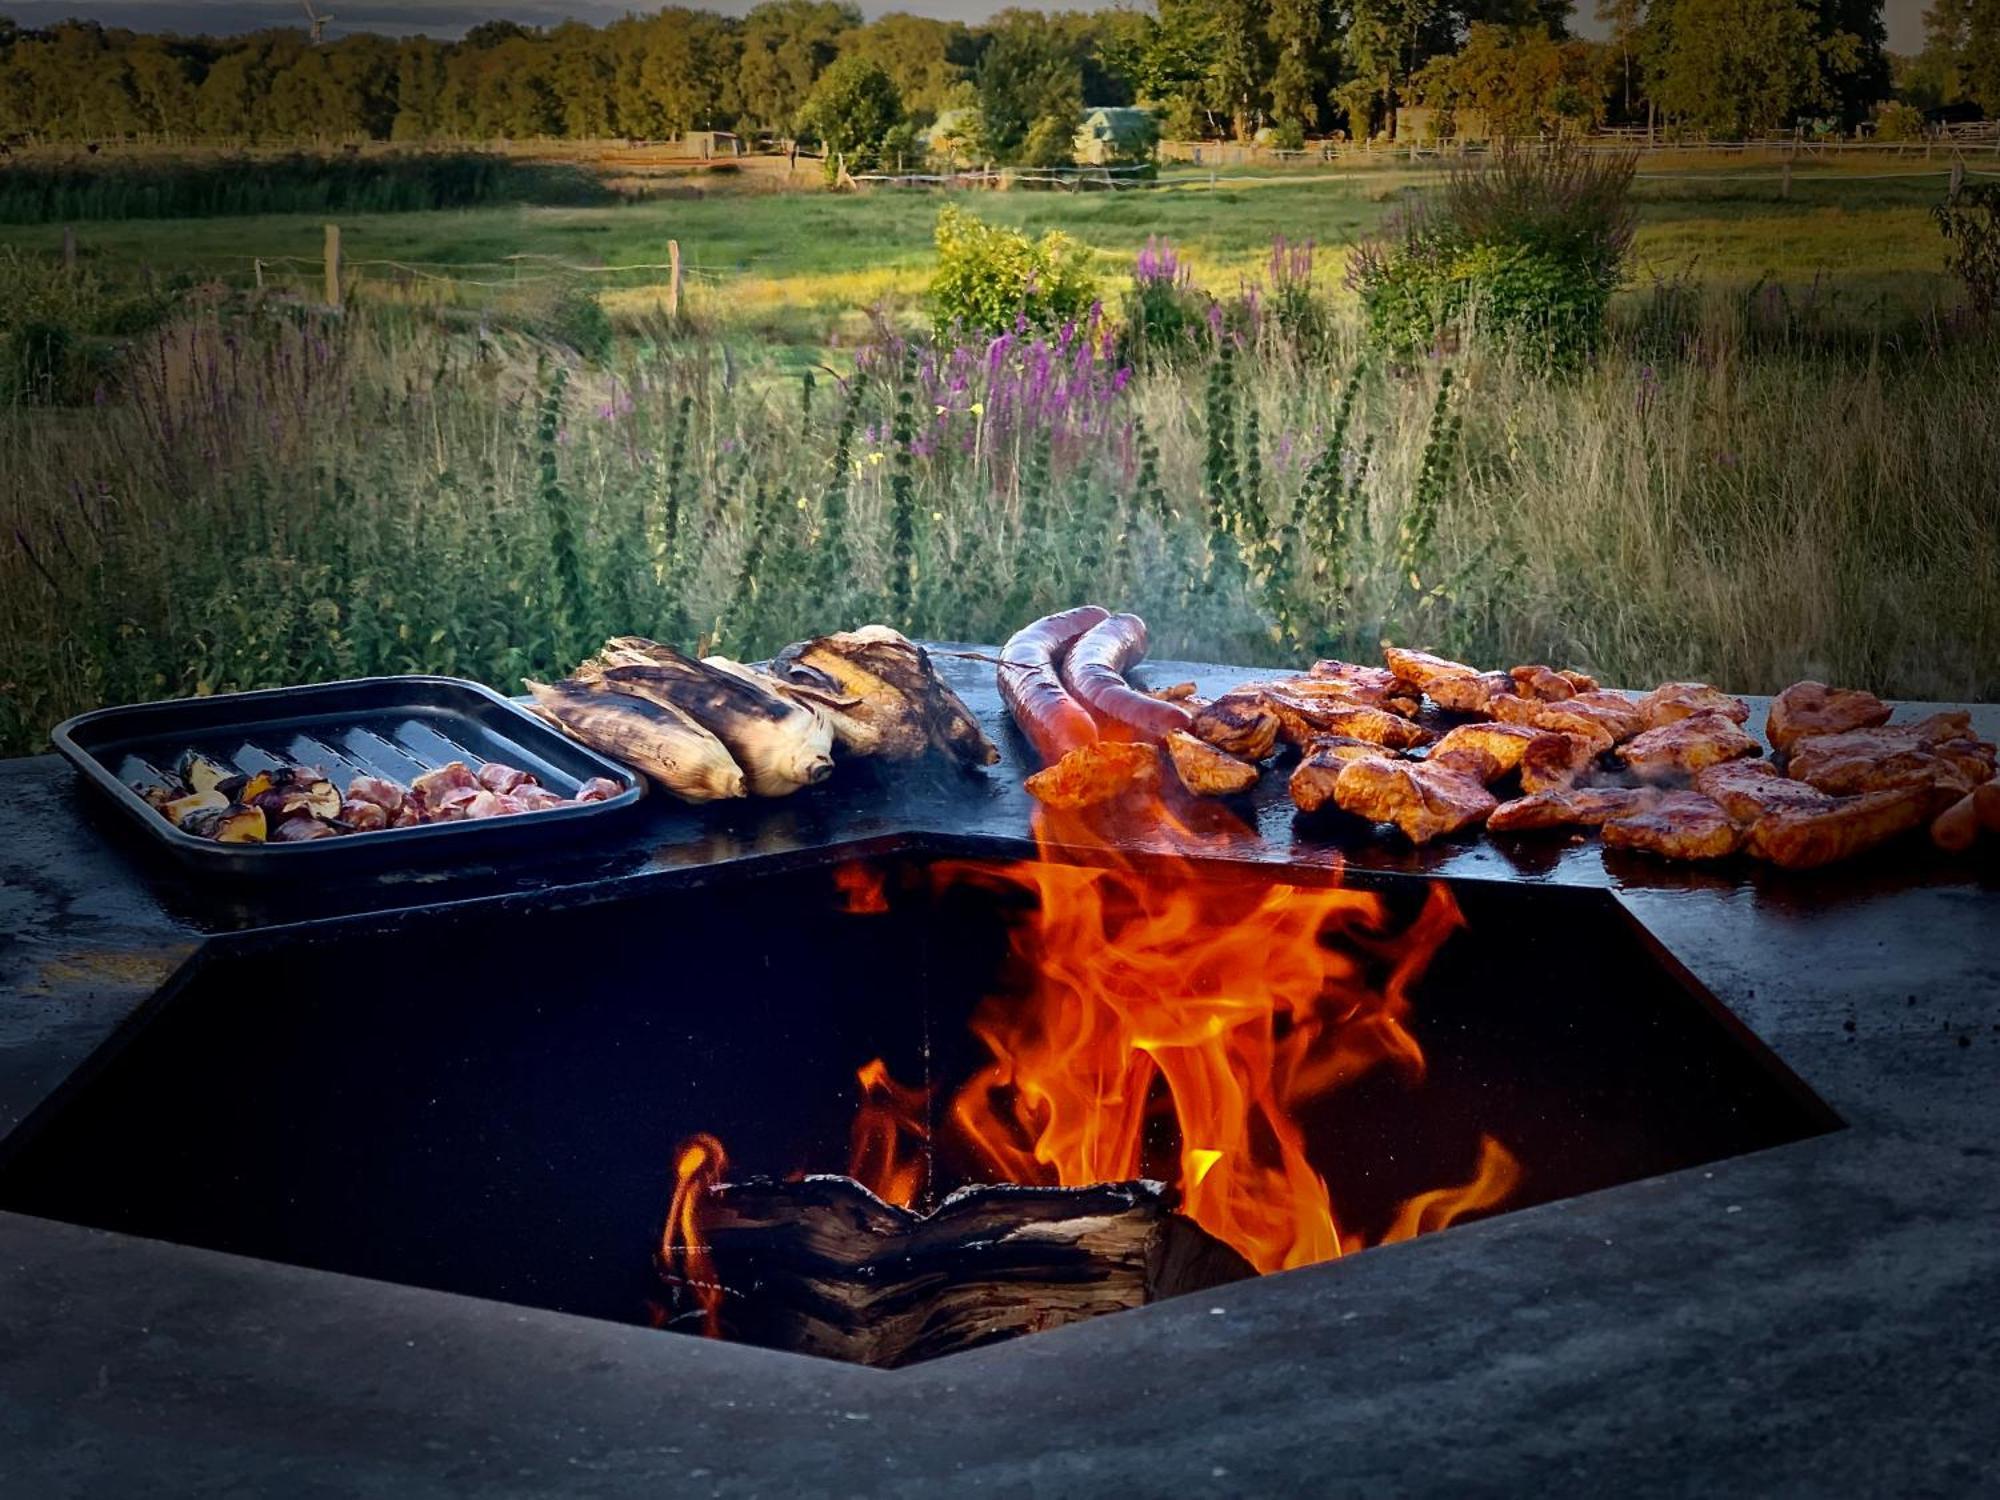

left=680, top=130, right=742, bottom=159
left=1074, top=106, right=1158, bottom=165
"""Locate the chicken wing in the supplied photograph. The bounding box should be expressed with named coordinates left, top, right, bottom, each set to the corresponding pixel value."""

left=1615, top=711, right=1761, bottom=782
left=1489, top=786, right=1662, bottom=833
left=1166, top=731, right=1260, bottom=797
left=1638, top=682, right=1752, bottom=729
left=1746, top=783, right=1935, bottom=870
left=1766, top=681, right=1892, bottom=753
left=1328, top=756, right=1499, bottom=844
left=1601, top=792, right=1745, bottom=861
left=1692, top=759, right=1835, bottom=822
left=1287, top=736, right=1399, bottom=813
left=1519, top=730, right=1605, bottom=793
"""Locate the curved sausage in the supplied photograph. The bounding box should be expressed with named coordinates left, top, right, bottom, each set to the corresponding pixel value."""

left=999, top=606, right=1109, bottom=766
left=1061, top=613, right=1194, bottom=743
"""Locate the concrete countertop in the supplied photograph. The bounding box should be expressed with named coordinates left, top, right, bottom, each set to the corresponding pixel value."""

left=2, top=655, right=1996, bottom=1497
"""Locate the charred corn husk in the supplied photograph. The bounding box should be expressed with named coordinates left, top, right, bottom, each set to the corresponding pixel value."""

left=578, top=639, right=834, bottom=797
left=770, top=625, right=998, bottom=768
left=525, top=679, right=747, bottom=802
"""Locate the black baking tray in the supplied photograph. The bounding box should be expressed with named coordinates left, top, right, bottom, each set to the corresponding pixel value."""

left=51, top=676, right=645, bottom=877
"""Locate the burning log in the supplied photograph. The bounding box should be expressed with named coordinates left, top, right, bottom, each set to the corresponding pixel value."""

left=662, top=1176, right=1255, bottom=1369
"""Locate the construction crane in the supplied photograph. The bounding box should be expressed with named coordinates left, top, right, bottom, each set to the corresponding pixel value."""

left=300, top=0, right=332, bottom=45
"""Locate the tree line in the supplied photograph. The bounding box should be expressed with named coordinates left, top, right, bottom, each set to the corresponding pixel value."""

left=0, top=0, right=1988, bottom=161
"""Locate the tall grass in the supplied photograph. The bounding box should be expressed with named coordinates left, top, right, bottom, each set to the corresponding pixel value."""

left=2, top=286, right=1995, bottom=756
left=0, top=153, right=613, bottom=224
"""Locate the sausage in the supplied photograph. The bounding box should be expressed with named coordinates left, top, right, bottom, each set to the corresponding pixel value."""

left=1060, top=613, right=1195, bottom=743
left=999, top=606, right=1109, bottom=765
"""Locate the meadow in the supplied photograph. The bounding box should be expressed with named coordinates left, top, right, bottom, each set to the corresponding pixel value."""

left=1, top=151, right=1996, bottom=756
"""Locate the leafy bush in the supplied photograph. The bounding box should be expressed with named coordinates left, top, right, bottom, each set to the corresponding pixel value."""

left=1349, top=143, right=1636, bottom=367
left=1019, top=114, right=1080, bottom=168
left=1872, top=101, right=1926, bottom=142
left=1272, top=120, right=1308, bottom=152
left=1934, top=182, right=2000, bottom=323
left=930, top=205, right=1099, bottom=334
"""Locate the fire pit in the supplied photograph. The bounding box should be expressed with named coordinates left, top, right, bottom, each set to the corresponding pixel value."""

left=0, top=839, right=1833, bottom=1369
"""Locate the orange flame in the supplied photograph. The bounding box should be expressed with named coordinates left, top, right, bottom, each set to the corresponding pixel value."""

left=831, top=862, right=890, bottom=915
left=934, top=805, right=1470, bottom=1273
left=847, top=1057, right=930, bottom=1208
left=661, top=1133, right=728, bottom=1337
left=1381, top=1135, right=1522, bottom=1244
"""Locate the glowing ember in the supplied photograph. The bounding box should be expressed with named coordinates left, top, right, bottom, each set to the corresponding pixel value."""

left=847, top=1057, right=928, bottom=1209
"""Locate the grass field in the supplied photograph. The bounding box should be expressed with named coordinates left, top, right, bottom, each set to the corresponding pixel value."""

left=2, top=160, right=1977, bottom=351
left=1, top=150, right=1994, bottom=755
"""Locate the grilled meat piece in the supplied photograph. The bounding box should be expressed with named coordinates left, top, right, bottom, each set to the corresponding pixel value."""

left=1747, top=783, right=1935, bottom=870
left=1638, top=682, right=1751, bottom=729
left=1165, top=731, right=1260, bottom=797
left=270, top=816, right=337, bottom=842
left=1307, top=660, right=1420, bottom=714
left=1785, top=713, right=1994, bottom=801
left=1254, top=685, right=1433, bottom=749
left=410, top=761, right=479, bottom=816
left=1380, top=647, right=1513, bottom=715
left=1491, top=691, right=1645, bottom=747
left=1488, top=786, right=1662, bottom=833
left=338, top=798, right=390, bottom=832
left=476, top=762, right=537, bottom=795
left=1023, top=741, right=1160, bottom=810
left=1328, top=756, right=1498, bottom=844
left=1519, top=730, right=1604, bottom=793
left=1601, top=792, right=1745, bottom=861
left=1693, top=759, right=1835, bottom=822
left=346, top=774, right=409, bottom=815
left=1508, top=665, right=1600, bottom=702
left=525, top=681, right=747, bottom=803
left=771, top=625, right=998, bottom=767
left=1287, top=737, right=1399, bottom=814
left=1429, top=722, right=1545, bottom=779
left=1615, top=711, right=1761, bottom=783
left=1189, top=693, right=1283, bottom=762
left=574, top=777, right=622, bottom=803
left=1766, top=681, right=1892, bottom=754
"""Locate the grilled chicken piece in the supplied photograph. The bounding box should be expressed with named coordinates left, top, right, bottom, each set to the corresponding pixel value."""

left=768, top=626, right=998, bottom=768
left=1766, top=681, right=1891, bottom=754
left=346, top=774, right=409, bottom=815
left=1638, top=682, right=1752, bottom=729
left=1490, top=693, right=1643, bottom=749
left=1489, top=786, right=1662, bottom=833
left=1382, top=647, right=1480, bottom=692
left=1693, top=759, right=1835, bottom=822
left=1024, top=741, right=1160, bottom=810
left=1151, top=682, right=1200, bottom=702
left=1601, top=792, right=1745, bottom=861
left=1287, top=737, right=1399, bottom=814
left=338, top=798, right=390, bottom=832
left=1428, top=745, right=1506, bottom=785
left=1380, top=647, right=1512, bottom=715
left=1519, top=731, right=1604, bottom=793
left=1328, top=756, right=1498, bottom=844
left=1307, top=660, right=1421, bottom=714
left=1165, top=731, right=1259, bottom=797
left=1190, top=693, right=1282, bottom=762
left=525, top=681, right=747, bottom=802
left=1785, top=713, right=1995, bottom=801
left=1615, top=712, right=1761, bottom=783
left=1744, top=783, right=1933, bottom=870
left=1430, top=722, right=1545, bottom=778
left=1209, top=683, right=1431, bottom=750
left=1508, top=665, right=1600, bottom=702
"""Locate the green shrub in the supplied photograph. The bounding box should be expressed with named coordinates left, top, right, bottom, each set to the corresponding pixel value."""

left=1272, top=119, right=1307, bottom=152
left=1934, top=182, right=2000, bottom=323
left=1872, top=102, right=1926, bottom=142
left=1349, top=142, right=1636, bottom=367
left=537, top=283, right=614, bottom=362
left=930, top=205, right=1099, bottom=334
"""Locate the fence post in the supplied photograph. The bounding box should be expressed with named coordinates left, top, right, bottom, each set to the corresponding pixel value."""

left=666, top=238, right=682, bottom=320
left=1949, top=156, right=1965, bottom=199
left=1781, top=156, right=1792, bottom=199
left=254, top=257, right=264, bottom=291
left=323, top=222, right=343, bottom=311
left=61, top=225, right=76, bottom=273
